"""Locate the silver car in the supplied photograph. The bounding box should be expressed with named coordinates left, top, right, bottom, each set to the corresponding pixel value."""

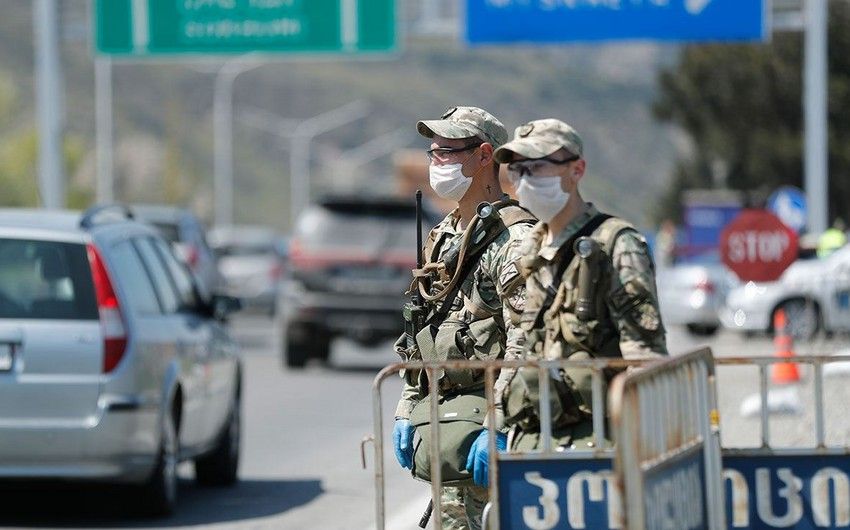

left=129, top=204, right=223, bottom=297
left=721, top=245, right=850, bottom=340
left=0, top=205, right=242, bottom=515
left=208, top=225, right=284, bottom=316
left=656, top=256, right=738, bottom=336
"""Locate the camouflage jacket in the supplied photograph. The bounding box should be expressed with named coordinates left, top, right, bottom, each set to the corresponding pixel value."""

left=394, top=202, right=534, bottom=420
left=519, top=204, right=668, bottom=362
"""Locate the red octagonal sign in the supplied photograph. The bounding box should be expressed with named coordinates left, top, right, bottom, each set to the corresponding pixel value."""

left=721, top=209, right=799, bottom=282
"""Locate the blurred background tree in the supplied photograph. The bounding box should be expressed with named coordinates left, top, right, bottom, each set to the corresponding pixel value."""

left=654, top=0, right=850, bottom=227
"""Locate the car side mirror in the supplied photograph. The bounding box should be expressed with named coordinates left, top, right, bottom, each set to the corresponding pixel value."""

left=211, top=294, right=242, bottom=321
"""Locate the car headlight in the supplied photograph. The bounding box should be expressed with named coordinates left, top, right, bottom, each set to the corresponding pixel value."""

left=689, top=290, right=707, bottom=309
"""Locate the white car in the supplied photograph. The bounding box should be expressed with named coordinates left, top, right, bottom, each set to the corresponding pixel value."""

left=720, top=245, right=850, bottom=340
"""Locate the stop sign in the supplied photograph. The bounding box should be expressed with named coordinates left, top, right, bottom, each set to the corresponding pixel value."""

left=720, top=209, right=799, bottom=282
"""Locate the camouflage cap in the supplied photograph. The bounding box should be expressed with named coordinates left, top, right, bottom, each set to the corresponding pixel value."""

left=493, top=119, right=583, bottom=164
left=417, top=106, right=509, bottom=148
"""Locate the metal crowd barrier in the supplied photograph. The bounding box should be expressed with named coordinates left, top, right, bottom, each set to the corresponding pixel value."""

left=714, top=354, right=850, bottom=529
left=363, top=356, right=652, bottom=530
left=362, top=351, right=850, bottom=529
left=609, top=348, right=725, bottom=530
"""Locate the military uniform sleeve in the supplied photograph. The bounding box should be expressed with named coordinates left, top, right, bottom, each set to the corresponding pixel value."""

left=488, top=222, right=535, bottom=428
left=606, top=230, right=668, bottom=358
left=395, top=378, right=424, bottom=419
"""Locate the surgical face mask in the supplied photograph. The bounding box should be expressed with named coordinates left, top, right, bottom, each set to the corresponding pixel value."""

left=515, top=175, right=570, bottom=224
left=429, top=163, right=473, bottom=201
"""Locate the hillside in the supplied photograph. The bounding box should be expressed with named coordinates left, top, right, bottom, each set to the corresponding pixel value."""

left=0, top=1, right=681, bottom=231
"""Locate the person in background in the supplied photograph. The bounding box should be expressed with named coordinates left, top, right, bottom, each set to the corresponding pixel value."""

left=817, top=218, right=847, bottom=258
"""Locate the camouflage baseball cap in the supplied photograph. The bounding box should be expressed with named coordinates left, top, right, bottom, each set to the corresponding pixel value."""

left=417, top=106, right=509, bottom=148
left=493, top=119, right=583, bottom=164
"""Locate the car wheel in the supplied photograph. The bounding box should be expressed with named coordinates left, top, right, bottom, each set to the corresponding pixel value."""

left=284, top=323, right=310, bottom=368
left=195, top=391, right=241, bottom=487
left=313, top=332, right=332, bottom=365
left=139, top=409, right=179, bottom=517
left=776, top=299, right=820, bottom=341
left=686, top=324, right=719, bottom=336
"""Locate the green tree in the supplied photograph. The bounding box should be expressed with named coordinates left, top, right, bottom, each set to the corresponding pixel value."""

left=654, top=0, right=850, bottom=227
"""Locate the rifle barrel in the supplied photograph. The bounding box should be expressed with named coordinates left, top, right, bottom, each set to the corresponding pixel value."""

left=415, top=190, right=424, bottom=269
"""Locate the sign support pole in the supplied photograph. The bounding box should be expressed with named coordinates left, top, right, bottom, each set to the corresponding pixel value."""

left=804, top=0, right=829, bottom=235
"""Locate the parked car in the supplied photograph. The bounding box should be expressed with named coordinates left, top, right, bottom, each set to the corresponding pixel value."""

left=129, top=204, right=222, bottom=296
left=0, top=205, right=242, bottom=515
left=720, top=245, right=850, bottom=340
left=656, top=254, right=739, bottom=336
left=208, top=225, right=285, bottom=316
left=279, top=196, right=440, bottom=368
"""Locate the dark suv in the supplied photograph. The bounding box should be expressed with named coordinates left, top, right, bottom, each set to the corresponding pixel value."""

left=279, top=196, right=439, bottom=368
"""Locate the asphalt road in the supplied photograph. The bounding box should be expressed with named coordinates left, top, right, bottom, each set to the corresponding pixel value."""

left=1, top=316, right=849, bottom=529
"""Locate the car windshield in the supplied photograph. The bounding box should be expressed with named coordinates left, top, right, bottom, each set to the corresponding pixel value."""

left=0, top=239, right=98, bottom=320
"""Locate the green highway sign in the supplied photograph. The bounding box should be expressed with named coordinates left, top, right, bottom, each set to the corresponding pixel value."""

left=95, top=0, right=396, bottom=56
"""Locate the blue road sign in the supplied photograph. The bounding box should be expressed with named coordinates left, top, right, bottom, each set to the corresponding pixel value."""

left=498, top=457, right=618, bottom=529
left=643, top=449, right=708, bottom=530
left=767, top=186, right=808, bottom=234
left=466, top=0, right=767, bottom=45
left=498, top=454, right=850, bottom=529
left=723, top=454, right=850, bottom=530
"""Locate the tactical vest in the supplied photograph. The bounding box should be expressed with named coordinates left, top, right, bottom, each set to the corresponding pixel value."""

left=506, top=216, right=639, bottom=433
left=520, top=216, right=637, bottom=361
left=413, top=202, right=535, bottom=392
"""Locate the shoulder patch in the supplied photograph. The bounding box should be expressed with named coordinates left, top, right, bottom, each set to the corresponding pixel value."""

left=499, top=261, right=520, bottom=288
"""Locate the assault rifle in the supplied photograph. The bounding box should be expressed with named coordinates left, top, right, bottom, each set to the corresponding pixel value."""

left=403, top=190, right=428, bottom=350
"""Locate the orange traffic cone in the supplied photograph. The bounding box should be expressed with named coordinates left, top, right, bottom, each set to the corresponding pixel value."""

left=771, top=309, right=800, bottom=384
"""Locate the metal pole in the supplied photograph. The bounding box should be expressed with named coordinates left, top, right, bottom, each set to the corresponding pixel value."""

left=237, top=101, right=369, bottom=226
left=804, top=0, right=829, bottom=235
left=34, top=0, right=64, bottom=209
left=290, top=133, right=311, bottom=226
left=213, top=57, right=262, bottom=227
left=95, top=56, right=113, bottom=204
left=287, top=100, right=370, bottom=225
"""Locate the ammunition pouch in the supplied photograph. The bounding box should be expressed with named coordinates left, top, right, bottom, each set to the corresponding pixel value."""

left=509, top=416, right=611, bottom=452
left=504, top=352, right=597, bottom=433
left=409, top=390, right=487, bottom=487
left=414, top=315, right=502, bottom=390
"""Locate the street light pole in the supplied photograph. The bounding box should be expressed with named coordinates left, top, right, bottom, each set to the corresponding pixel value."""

left=95, top=56, right=113, bottom=203
left=288, top=100, right=370, bottom=223
left=325, top=127, right=412, bottom=192
left=213, top=56, right=263, bottom=227
left=34, top=0, right=64, bottom=209
left=237, top=101, right=370, bottom=227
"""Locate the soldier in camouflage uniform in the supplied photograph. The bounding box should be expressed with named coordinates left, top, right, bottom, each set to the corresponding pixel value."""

left=492, top=119, right=668, bottom=450
left=392, top=107, right=536, bottom=530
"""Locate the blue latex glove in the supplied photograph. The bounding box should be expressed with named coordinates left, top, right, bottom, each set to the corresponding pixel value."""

left=465, top=429, right=507, bottom=487
left=393, top=419, right=415, bottom=469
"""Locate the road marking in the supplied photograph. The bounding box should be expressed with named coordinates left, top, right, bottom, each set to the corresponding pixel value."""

left=364, top=493, right=431, bottom=530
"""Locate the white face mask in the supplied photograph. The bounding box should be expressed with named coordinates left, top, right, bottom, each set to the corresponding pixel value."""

left=429, top=163, right=473, bottom=201
left=515, top=176, right=570, bottom=224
